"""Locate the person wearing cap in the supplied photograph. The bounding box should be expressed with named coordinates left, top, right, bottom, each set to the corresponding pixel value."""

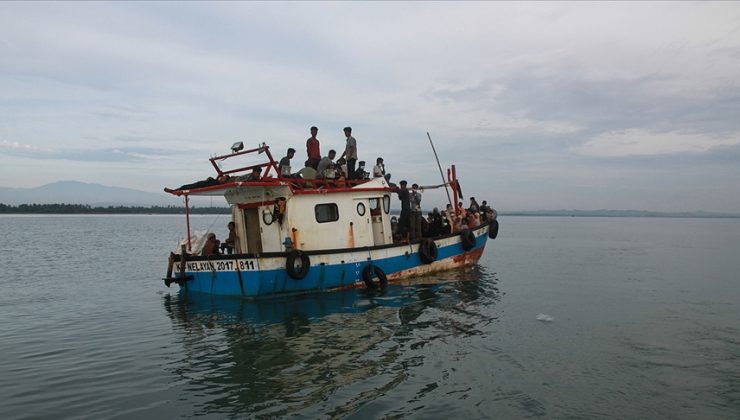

left=340, top=126, right=358, bottom=179
left=353, top=161, right=367, bottom=179
left=397, top=180, right=411, bottom=241
left=201, top=232, right=220, bottom=256
left=306, top=126, right=321, bottom=169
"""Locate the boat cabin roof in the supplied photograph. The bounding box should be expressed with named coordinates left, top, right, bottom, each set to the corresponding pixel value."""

left=164, top=143, right=395, bottom=198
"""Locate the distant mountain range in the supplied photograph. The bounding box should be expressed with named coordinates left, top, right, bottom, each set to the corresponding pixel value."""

left=0, top=181, right=183, bottom=206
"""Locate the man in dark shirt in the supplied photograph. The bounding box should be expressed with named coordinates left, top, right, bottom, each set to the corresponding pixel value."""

left=279, top=148, right=295, bottom=177
left=397, top=180, right=411, bottom=241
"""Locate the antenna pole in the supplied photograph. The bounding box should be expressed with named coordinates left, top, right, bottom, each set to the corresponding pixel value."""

left=427, top=132, right=453, bottom=209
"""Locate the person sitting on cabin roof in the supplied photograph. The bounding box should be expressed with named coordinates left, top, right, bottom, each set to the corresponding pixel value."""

left=235, top=167, right=262, bottom=182
left=201, top=232, right=220, bottom=256
left=220, top=222, right=237, bottom=254
left=306, top=126, right=321, bottom=169
left=317, top=149, right=337, bottom=179
left=336, top=157, right=347, bottom=179
left=296, top=160, right=318, bottom=180
left=373, top=157, right=385, bottom=178
left=353, top=161, right=368, bottom=179
left=279, top=148, right=296, bottom=177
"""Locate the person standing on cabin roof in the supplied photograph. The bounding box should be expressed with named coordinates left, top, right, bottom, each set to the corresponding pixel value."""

left=373, top=157, right=385, bottom=178
left=397, top=180, right=411, bottom=241
left=306, top=126, right=321, bottom=169
left=340, top=126, right=358, bottom=179
left=410, top=183, right=423, bottom=240
left=317, top=149, right=337, bottom=179
left=279, top=148, right=295, bottom=177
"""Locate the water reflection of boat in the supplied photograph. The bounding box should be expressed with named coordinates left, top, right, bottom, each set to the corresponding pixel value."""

left=161, top=267, right=499, bottom=417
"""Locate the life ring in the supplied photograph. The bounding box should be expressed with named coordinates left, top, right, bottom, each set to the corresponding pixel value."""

left=286, top=250, right=310, bottom=280
left=488, top=219, right=499, bottom=239
left=362, top=264, right=388, bottom=289
left=419, top=239, right=438, bottom=264
left=460, top=228, right=476, bottom=251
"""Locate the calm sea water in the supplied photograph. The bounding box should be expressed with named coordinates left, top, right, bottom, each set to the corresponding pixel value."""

left=1, top=215, right=739, bottom=419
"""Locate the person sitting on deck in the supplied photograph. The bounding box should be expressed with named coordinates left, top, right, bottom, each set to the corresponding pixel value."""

left=469, top=212, right=480, bottom=228
left=202, top=232, right=220, bottom=256
left=221, top=222, right=237, bottom=254
left=317, top=150, right=337, bottom=179
left=279, top=148, right=296, bottom=177
left=296, top=160, right=318, bottom=180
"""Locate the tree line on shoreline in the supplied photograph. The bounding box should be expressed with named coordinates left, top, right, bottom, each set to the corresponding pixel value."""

left=0, top=203, right=231, bottom=214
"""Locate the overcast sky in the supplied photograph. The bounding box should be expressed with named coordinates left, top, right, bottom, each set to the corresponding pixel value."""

left=2, top=2, right=740, bottom=212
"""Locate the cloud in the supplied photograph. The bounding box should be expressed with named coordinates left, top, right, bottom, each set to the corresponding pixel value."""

left=573, top=129, right=740, bottom=157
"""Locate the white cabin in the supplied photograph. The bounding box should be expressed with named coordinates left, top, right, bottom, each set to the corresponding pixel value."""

left=224, top=177, right=394, bottom=253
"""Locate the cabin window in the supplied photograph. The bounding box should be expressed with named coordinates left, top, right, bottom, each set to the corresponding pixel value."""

left=369, top=198, right=381, bottom=216
left=383, top=195, right=391, bottom=214
left=315, top=203, right=339, bottom=223
left=357, top=202, right=366, bottom=216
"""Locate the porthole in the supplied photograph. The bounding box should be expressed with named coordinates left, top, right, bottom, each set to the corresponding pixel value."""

left=262, top=209, right=274, bottom=225
left=383, top=195, right=391, bottom=214
left=357, top=202, right=366, bottom=216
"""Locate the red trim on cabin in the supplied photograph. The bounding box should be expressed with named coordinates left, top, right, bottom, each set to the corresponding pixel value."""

left=292, top=187, right=393, bottom=195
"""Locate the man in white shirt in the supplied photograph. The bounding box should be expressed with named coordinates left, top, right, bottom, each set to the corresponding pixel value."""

left=373, top=157, right=385, bottom=178
left=340, top=126, right=358, bottom=179
left=317, top=149, right=337, bottom=179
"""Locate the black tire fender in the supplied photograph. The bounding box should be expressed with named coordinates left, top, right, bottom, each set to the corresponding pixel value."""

left=419, top=239, right=438, bottom=264
left=362, top=264, right=388, bottom=289
left=488, top=219, right=499, bottom=239
left=460, top=228, right=476, bottom=251
left=286, top=250, right=310, bottom=280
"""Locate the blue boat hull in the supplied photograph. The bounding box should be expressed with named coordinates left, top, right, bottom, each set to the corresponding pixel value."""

left=170, top=223, right=491, bottom=299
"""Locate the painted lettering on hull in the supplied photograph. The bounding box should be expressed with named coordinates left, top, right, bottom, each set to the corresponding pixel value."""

left=186, top=259, right=256, bottom=272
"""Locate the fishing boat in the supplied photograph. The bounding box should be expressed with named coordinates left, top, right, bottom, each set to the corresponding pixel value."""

left=163, top=142, right=498, bottom=298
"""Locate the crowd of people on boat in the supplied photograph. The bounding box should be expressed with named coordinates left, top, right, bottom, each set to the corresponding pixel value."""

left=170, top=124, right=497, bottom=256
left=391, top=187, right=497, bottom=243
left=278, top=126, right=390, bottom=182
